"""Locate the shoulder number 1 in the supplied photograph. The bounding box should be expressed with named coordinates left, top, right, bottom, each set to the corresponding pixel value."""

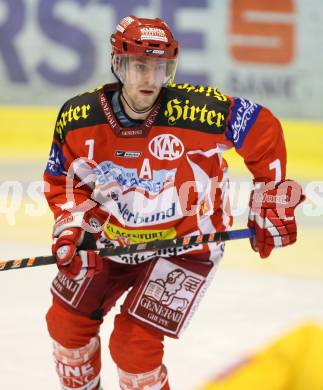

left=269, top=159, right=281, bottom=182
left=85, top=139, right=94, bottom=159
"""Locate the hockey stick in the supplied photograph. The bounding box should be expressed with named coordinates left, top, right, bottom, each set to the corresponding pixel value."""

left=0, top=228, right=255, bottom=272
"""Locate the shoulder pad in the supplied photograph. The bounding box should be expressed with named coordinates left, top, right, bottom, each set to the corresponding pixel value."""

left=157, top=83, right=230, bottom=134
left=167, top=82, right=229, bottom=102
left=54, top=86, right=105, bottom=143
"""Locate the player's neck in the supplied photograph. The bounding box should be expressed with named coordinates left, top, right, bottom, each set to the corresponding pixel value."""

left=120, top=89, right=153, bottom=121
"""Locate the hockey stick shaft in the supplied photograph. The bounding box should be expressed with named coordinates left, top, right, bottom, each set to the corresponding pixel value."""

left=0, top=228, right=255, bottom=272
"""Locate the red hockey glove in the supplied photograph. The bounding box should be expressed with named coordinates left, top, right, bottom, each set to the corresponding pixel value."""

left=57, top=250, right=103, bottom=280
left=52, top=227, right=84, bottom=267
left=248, top=179, right=305, bottom=259
left=52, top=207, right=109, bottom=278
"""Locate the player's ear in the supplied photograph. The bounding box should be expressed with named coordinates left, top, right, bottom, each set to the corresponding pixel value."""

left=112, top=54, right=121, bottom=73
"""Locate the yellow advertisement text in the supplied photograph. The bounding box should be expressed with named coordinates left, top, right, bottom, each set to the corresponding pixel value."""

left=56, top=104, right=91, bottom=138
left=168, top=82, right=228, bottom=102
left=104, top=224, right=176, bottom=244
left=164, top=98, right=225, bottom=128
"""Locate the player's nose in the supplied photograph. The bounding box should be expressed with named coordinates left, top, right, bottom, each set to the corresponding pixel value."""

left=143, top=69, right=157, bottom=86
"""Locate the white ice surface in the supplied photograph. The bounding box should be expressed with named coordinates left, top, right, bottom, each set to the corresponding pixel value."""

left=1, top=242, right=323, bottom=390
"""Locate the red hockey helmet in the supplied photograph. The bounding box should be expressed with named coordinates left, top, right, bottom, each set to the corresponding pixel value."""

left=111, top=15, right=179, bottom=59
left=110, top=16, right=179, bottom=85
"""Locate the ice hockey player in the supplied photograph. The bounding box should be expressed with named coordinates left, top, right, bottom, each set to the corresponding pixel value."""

left=44, top=15, right=304, bottom=390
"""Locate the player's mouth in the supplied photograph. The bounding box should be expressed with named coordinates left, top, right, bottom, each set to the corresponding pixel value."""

left=139, top=89, right=155, bottom=96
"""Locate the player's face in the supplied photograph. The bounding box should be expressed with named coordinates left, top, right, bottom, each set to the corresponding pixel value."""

left=123, top=56, right=167, bottom=111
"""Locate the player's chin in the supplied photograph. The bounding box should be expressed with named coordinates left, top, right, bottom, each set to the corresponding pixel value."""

left=138, top=94, right=157, bottom=108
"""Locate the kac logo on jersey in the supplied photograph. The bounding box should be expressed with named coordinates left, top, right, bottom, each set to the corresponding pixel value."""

left=149, top=134, right=184, bottom=161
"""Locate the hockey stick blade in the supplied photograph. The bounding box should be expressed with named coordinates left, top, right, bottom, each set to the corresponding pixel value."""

left=0, top=228, right=255, bottom=272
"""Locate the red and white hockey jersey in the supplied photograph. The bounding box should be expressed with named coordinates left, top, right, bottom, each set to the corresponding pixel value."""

left=44, top=82, right=286, bottom=263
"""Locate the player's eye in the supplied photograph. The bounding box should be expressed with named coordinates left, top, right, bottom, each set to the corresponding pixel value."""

left=135, top=63, right=146, bottom=72
left=156, top=63, right=165, bottom=71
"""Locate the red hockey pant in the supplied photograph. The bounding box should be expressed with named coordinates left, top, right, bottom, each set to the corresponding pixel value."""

left=46, top=300, right=168, bottom=381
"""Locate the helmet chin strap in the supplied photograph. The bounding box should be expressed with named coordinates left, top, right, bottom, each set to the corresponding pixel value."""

left=121, top=88, right=157, bottom=115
